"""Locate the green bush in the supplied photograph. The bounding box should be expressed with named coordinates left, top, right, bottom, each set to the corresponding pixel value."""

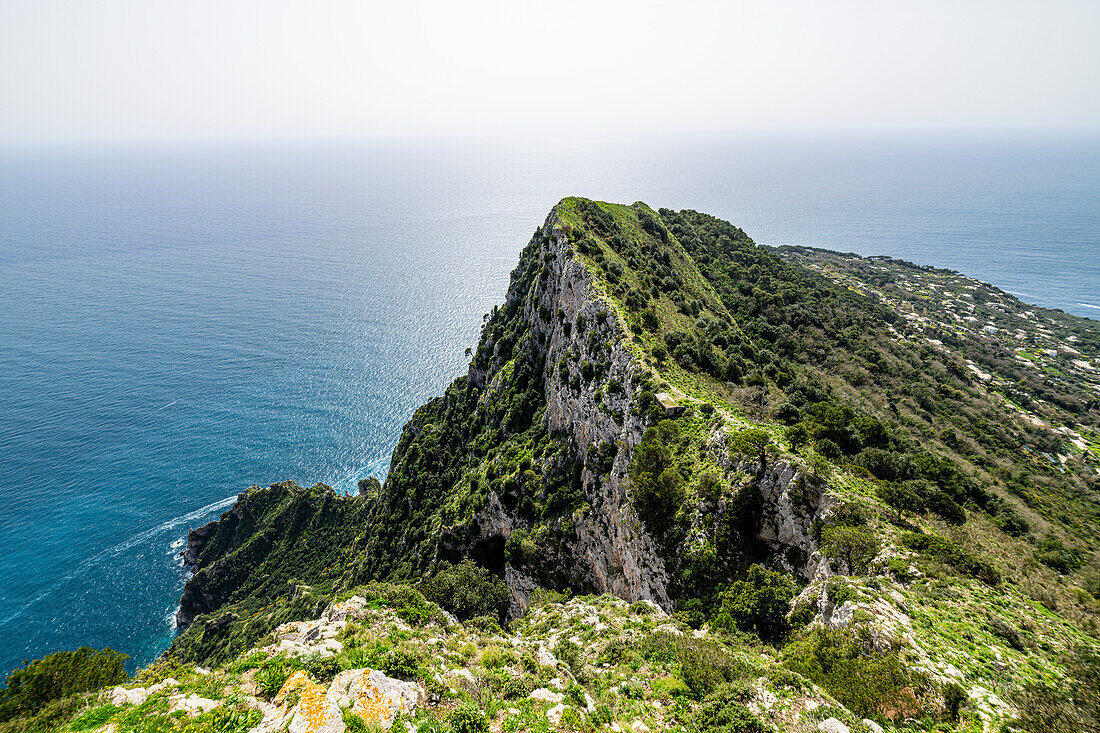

left=695, top=682, right=773, bottom=732
left=381, top=647, right=422, bottom=679
left=254, top=655, right=301, bottom=699
left=418, top=560, right=510, bottom=622
left=900, top=532, right=999, bottom=585
left=783, top=627, right=930, bottom=723
left=825, top=577, right=855, bottom=607
left=304, top=655, right=341, bottom=684
left=716, top=565, right=797, bottom=644
left=639, top=632, right=751, bottom=698
left=448, top=702, right=489, bottom=733
left=554, top=639, right=583, bottom=675
left=598, top=637, right=636, bottom=665
left=0, top=647, right=128, bottom=721
left=924, top=489, right=967, bottom=524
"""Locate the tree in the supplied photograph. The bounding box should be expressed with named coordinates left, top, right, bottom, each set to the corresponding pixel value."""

left=820, top=526, right=879, bottom=575
left=731, top=428, right=771, bottom=469
left=718, top=564, right=797, bottom=643
left=629, top=426, right=683, bottom=533
left=876, top=482, right=923, bottom=523
left=418, top=559, right=510, bottom=621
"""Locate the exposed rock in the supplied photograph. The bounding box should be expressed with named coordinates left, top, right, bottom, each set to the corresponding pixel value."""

left=169, top=693, right=218, bottom=715
left=817, top=718, right=850, bottom=733
left=109, top=687, right=147, bottom=706
left=274, top=671, right=343, bottom=733
left=530, top=688, right=565, bottom=704
left=546, top=703, right=568, bottom=725
left=328, top=669, right=418, bottom=728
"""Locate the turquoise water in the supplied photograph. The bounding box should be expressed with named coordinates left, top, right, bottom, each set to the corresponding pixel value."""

left=0, top=134, right=1097, bottom=675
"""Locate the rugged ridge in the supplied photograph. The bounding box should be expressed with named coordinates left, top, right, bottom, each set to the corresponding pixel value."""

left=153, top=197, right=1099, bottom=733
left=450, top=204, right=672, bottom=611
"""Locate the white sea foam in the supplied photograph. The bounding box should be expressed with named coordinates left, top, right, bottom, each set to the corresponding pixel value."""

left=0, top=496, right=237, bottom=626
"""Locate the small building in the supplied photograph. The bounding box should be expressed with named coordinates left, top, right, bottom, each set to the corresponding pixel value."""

left=654, top=392, right=685, bottom=417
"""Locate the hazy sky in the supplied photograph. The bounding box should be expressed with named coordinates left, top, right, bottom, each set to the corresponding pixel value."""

left=2, top=0, right=1098, bottom=143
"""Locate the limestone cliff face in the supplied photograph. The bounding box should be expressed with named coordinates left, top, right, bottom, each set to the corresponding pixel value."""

left=443, top=205, right=834, bottom=615
left=173, top=199, right=834, bottom=633
left=458, top=207, right=672, bottom=613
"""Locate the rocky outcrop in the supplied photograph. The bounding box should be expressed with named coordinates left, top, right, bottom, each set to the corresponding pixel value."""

left=456, top=208, right=672, bottom=612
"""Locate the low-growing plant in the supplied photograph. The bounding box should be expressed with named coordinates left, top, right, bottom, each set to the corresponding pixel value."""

left=254, top=655, right=301, bottom=700
left=448, top=702, right=489, bottom=733
left=694, top=682, right=773, bottom=732
left=381, top=647, right=422, bottom=680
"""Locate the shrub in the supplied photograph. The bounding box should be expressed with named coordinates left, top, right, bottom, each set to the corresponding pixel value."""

left=731, top=429, right=771, bottom=465
left=478, top=645, right=515, bottom=669
left=449, top=702, right=489, bottom=733
left=717, top=565, right=797, bottom=644
left=598, top=637, right=636, bottom=665
left=640, top=632, right=750, bottom=698
left=925, top=489, right=966, bottom=524
left=825, top=577, right=855, bottom=607
left=254, top=655, right=300, bottom=699
left=418, top=559, right=510, bottom=621
left=783, top=627, right=930, bottom=723
left=1036, top=535, right=1085, bottom=574
left=554, top=639, right=583, bottom=675
left=466, top=614, right=503, bottom=635
left=876, top=482, right=924, bottom=522
left=381, top=647, right=422, bottom=679
left=857, top=448, right=917, bottom=483
left=0, top=647, right=128, bottom=721
left=900, top=532, right=1000, bottom=585
left=816, top=438, right=843, bottom=460
left=695, top=682, right=773, bottom=732
left=501, top=676, right=534, bottom=700
left=304, top=654, right=342, bottom=684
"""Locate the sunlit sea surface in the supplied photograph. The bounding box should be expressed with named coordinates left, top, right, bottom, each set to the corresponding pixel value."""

left=0, top=133, right=1097, bottom=674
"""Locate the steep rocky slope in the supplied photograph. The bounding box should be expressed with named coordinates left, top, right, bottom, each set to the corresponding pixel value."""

left=15, top=198, right=1095, bottom=733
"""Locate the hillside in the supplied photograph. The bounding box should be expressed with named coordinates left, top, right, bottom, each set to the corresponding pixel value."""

left=3, top=198, right=1098, bottom=733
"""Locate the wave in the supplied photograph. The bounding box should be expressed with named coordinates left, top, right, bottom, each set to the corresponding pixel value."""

left=1076, top=302, right=1100, bottom=310
left=0, top=495, right=237, bottom=627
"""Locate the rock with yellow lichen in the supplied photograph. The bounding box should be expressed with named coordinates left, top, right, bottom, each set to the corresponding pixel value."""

left=329, top=669, right=418, bottom=727
left=274, top=670, right=343, bottom=733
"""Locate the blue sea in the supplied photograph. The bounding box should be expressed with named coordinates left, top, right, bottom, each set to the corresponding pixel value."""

left=0, top=133, right=1097, bottom=676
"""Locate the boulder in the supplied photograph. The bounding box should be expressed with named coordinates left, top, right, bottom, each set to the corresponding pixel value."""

left=109, top=686, right=148, bottom=706
left=275, top=670, right=343, bottom=733
left=547, top=703, right=568, bottom=725
left=818, top=718, right=850, bottom=733
left=328, top=669, right=418, bottom=728
left=170, top=694, right=219, bottom=715
left=530, top=688, right=565, bottom=704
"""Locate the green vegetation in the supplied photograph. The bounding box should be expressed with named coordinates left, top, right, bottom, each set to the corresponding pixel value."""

left=418, top=560, right=511, bottom=622
left=0, top=647, right=127, bottom=723
left=12, top=197, right=1095, bottom=732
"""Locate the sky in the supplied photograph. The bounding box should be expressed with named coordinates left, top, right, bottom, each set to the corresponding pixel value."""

left=1, top=0, right=1099, bottom=144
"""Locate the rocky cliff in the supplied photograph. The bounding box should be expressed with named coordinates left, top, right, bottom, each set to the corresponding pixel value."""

left=156, top=198, right=1099, bottom=733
